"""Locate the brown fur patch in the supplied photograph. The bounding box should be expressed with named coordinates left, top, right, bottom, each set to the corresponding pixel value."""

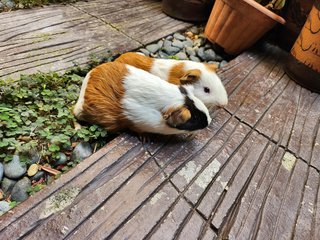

left=115, top=52, right=153, bottom=72
left=163, top=106, right=191, bottom=127
left=80, top=62, right=132, bottom=132
left=205, top=63, right=218, bottom=72
left=168, top=62, right=186, bottom=85
left=180, top=69, right=201, bottom=85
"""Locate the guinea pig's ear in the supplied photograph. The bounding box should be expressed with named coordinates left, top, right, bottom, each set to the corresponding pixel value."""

left=205, top=63, right=218, bottom=72
left=163, top=106, right=191, bottom=127
left=180, top=69, right=201, bottom=84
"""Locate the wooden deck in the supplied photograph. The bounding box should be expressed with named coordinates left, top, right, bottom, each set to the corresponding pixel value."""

left=1, top=43, right=319, bottom=240
left=0, top=0, right=191, bottom=80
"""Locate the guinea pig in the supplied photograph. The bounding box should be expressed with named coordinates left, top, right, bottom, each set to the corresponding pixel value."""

left=114, top=52, right=228, bottom=107
left=73, top=62, right=212, bottom=135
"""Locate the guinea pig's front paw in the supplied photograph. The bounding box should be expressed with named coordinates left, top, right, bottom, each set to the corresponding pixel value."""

left=163, top=106, right=191, bottom=128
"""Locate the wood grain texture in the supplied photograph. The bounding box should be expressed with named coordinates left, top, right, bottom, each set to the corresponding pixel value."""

left=1, top=44, right=320, bottom=240
left=0, top=0, right=191, bottom=80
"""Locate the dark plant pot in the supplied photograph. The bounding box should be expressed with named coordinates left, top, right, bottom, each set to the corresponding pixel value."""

left=204, top=0, right=286, bottom=55
left=285, top=1, right=320, bottom=93
left=162, top=0, right=214, bottom=22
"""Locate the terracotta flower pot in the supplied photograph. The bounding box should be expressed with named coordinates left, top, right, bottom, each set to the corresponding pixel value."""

left=285, top=1, right=320, bottom=93
left=204, top=0, right=286, bottom=55
left=162, top=0, right=214, bottom=22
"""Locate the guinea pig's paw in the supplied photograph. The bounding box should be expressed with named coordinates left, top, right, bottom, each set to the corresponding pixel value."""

left=163, top=106, right=191, bottom=128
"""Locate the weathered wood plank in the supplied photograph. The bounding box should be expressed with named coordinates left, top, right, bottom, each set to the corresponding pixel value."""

left=0, top=0, right=191, bottom=80
left=72, top=0, right=192, bottom=45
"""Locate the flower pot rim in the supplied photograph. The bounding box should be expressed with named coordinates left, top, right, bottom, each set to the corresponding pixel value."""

left=234, top=0, right=286, bottom=25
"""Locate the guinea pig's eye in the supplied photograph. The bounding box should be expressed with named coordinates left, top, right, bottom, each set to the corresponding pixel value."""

left=204, top=87, right=210, bottom=93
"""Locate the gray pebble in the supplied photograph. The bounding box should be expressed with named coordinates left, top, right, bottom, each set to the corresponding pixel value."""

left=29, top=150, right=41, bottom=164
left=186, top=47, right=196, bottom=56
left=138, top=48, right=150, bottom=56
left=158, top=51, right=169, bottom=59
left=220, top=60, right=228, bottom=68
left=0, top=201, right=10, bottom=216
left=204, top=43, right=212, bottom=49
left=4, top=0, right=15, bottom=9
left=0, top=163, right=3, bottom=182
left=54, top=152, right=68, bottom=166
left=173, top=33, right=186, bottom=41
left=4, top=155, right=27, bottom=179
left=163, top=45, right=180, bottom=56
left=146, top=44, right=160, bottom=54
left=0, top=2, right=4, bottom=10
left=1, top=177, right=17, bottom=194
left=11, top=177, right=31, bottom=202
left=166, top=35, right=173, bottom=41
left=163, top=39, right=172, bottom=48
left=172, top=40, right=184, bottom=49
left=215, top=54, right=224, bottom=61
left=190, top=55, right=201, bottom=62
left=197, top=47, right=206, bottom=60
left=71, top=142, right=93, bottom=161
left=190, top=26, right=200, bottom=35
left=175, top=52, right=188, bottom=60
left=30, top=171, right=45, bottom=182
left=182, top=38, right=193, bottom=48
left=204, top=49, right=216, bottom=61
left=157, top=40, right=164, bottom=48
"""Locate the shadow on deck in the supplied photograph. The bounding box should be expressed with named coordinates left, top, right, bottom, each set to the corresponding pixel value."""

left=1, top=44, right=320, bottom=240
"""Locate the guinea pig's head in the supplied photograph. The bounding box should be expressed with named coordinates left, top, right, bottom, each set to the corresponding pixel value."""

left=164, top=86, right=212, bottom=132
left=179, top=64, right=228, bottom=108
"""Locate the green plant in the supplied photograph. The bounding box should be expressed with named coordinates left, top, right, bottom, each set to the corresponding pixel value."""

left=27, top=183, right=45, bottom=195
left=256, top=0, right=286, bottom=11
left=0, top=70, right=108, bottom=165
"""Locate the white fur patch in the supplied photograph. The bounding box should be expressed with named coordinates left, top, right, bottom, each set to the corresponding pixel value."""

left=73, top=71, right=91, bottom=118
left=151, top=59, right=228, bottom=107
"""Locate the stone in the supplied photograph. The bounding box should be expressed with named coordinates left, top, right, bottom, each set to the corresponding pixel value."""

left=54, top=152, right=68, bottom=166
left=1, top=177, right=17, bottom=194
left=138, top=48, right=150, bottom=56
left=0, top=163, right=3, bottom=182
left=220, top=60, right=228, bottom=68
left=163, top=45, right=180, bottom=56
left=146, top=44, right=160, bottom=54
left=175, top=52, right=188, bottom=60
left=190, top=55, right=201, bottom=62
left=3, top=155, right=27, bottom=179
left=4, top=0, right=15, bottom=9
left=11, top=177, right=31, bottom=202
left=173, top=33, right=186, bottom=41
left=182, top=38, right=193, bottom=48
left=166, top=35, right=173, bottom=41
left=193, top=38, right=205, bottom=47
left=157, top=40, right=164, bottom=48
left=190, top=26, right=200, bottom=35
left=172, top=40, right=184, bottom=49
left=163, top=39, right=172, bottom=48
left=197, top=47, right=206, bottom=60
left=0, top=2, right=4, bottom=11
left=158, top=51, right=169, bottom=59
left=30, top=171, right=45, bottom=182
left=186, top=47, right=196, bottom=56
left=27, top=164, right=39, bottom=177
left=204, top=49, right=216, bottom=61
left=29, top=150, right=41, bottom=164
left=71, top=142, right=93, bottom=161
left=0, top=201, right=10, bottom=215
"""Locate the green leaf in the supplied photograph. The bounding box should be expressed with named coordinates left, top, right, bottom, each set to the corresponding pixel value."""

left=49, top=144, right=60, bottom=152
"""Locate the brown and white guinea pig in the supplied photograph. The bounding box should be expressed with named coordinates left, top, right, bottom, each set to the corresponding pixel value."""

left=73, top=62, right=212, bottom=135
left=114, top=52, right=228, bottom=107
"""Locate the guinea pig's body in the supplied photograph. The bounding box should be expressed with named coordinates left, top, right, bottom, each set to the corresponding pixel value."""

left=73, top=62, right=211, bottom=135
left=115, top=52, right=228, bottom=107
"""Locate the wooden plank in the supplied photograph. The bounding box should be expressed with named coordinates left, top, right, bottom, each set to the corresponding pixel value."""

left=72, top=0, right=192, bottom=45
left=0, top=5, right=140, bottom=80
